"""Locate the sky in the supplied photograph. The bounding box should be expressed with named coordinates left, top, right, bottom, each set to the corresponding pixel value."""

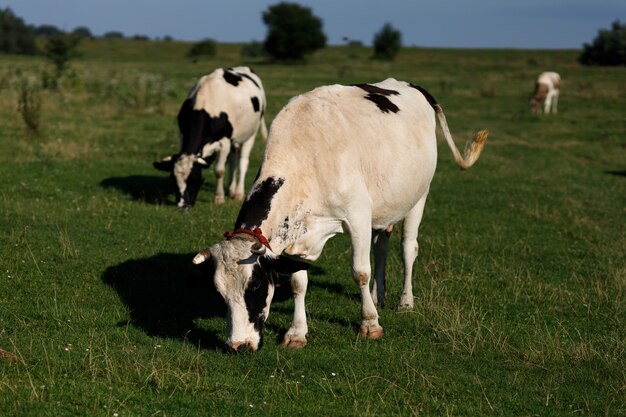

left=3, top=0, right=625, bottom=49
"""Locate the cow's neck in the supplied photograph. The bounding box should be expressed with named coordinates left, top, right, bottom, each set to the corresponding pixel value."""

left=234, top=174, right=310, bottom=255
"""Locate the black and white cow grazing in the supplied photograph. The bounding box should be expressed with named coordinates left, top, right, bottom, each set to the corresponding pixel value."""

left=154, top=66, right=267, bottom=208
left=193, top=78, right=488, bottom=351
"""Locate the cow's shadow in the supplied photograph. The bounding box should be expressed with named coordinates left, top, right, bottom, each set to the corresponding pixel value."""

left=99, top=175, right=175, bottom=205
left=605, top=170, right=626, bottom=178
left=101, top=252, right=227, bottom=350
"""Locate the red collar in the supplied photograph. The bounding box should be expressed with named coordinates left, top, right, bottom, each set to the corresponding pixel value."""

left=224, top=227, right=272, bottom=251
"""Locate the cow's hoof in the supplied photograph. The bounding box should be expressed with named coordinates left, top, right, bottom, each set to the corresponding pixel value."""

left=358, top=325, right=384, bottom=340
left=214, top=196, right=225, bottom=205
left=280, top=335, right=307, bottom=348
left=397, top=303, right=414, bottom=312
left=232, top=193, right=244, bottom=201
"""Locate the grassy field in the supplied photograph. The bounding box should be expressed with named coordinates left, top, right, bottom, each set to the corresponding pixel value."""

left=0, top=40, right=624, bottom=416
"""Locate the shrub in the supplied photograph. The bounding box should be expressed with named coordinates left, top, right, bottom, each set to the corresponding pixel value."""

left=33, top=24, right=64, bottom=37
left=44, top=34, right=82, bottom=77
left=187, top=39, right=217, bottom=58
left=579, top=20, right=626, bottom=66
left=262, top=2, right=326, bottom=61
left=103, top=31, right=124, bottom=39
left=0, top=7, right=38, bottom=55
left=17, top=80, right=42, bottom=134
left=372, top=23, right=402, bottom=61
left=71, top=26, right=93, bottom=39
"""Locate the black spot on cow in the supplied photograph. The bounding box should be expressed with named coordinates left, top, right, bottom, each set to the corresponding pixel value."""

left=251, top=96, right=260, bottom=112
left=178, top=99, right=234, bottom=154
left=408, top=83, right=440, bottom=111
left=240, top=73, right=260, bottom=89
left=177, top=98, right=196, bottom=136
left=244, top=265, right=271, bottom=338
left=354, top=84, right=400, bottom=97
left=353, top=83, right=400, bottom=114
left=223, top=69, right=243, bottom=86
left=235, top=177, right=285, bottom=229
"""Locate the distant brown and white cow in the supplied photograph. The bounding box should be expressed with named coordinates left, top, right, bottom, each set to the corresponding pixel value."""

left=193, top=79, right=488, bottom=351
left=154, top=66, right=267, bottom=209
left=529, top=71, right=560, bottom=114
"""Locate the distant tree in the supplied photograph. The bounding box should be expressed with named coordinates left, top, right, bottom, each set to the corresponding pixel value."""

left=579, top=20, right=626, bottom=66
left=103, top=31, right=125, bottom=39
left=44, top=34, right=82, bottom=76
left=187, top=39, right=217, bottom=58
left=372, top=23, right=402, bottom=60
left=71, top=26, right=92, bottom=39
left=132, top=34, right=150, bottom=41
left=0, top=7, right=37, bottom=55
left=262, top=2, right=326, bottom=61
left=33, top=24, right=64, bottom=37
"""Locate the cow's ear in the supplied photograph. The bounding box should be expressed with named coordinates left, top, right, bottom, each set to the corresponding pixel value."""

left=153, top=154, right=179, bottom=171
left=261, top=255, right=310, bottom=275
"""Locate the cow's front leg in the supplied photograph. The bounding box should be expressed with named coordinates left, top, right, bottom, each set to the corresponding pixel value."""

left=346, top=216, right=383, bottom=339
left=213, top=138, right=231, bottom=205
left=227, top=143, right=238, bottom=199
left=281, top=270, right=308, bottom=348
left=232, top=135, right=256, bottom=201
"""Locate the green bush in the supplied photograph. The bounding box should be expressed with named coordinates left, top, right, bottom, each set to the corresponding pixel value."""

left=187, top=39, right=217, bottom=58
left=262, top=2, right=326, bottom=61
left=372, top=23, right=402, bottom=61
left=44, top=34, right=82, bottom=76
left=579, top=20, right=626, bottom=66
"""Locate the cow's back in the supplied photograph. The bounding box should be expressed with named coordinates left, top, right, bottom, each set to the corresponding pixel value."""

left=189, top=67, right=265, bottom=142
left=261, top=79, right=438, bottom=226
left=537, top=72, right=561, bottom=89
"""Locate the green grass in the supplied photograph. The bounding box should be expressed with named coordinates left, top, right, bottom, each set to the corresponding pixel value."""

left=1, top=41, right=624, bottom=416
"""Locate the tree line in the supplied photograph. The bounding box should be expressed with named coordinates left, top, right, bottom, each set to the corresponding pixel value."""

left=2, top=4, right=625, bottom=65
left=0, top=7, right=163, bottom=56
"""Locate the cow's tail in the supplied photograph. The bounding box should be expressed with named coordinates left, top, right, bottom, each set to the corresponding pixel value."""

left=435, top=105, right=488, bottom=170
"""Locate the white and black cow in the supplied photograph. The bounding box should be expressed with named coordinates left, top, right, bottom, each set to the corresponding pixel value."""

left=193, top=79, right=488, bottom=351
left=529, top=71, right=561, bottom=114
left=154, top=66, right=268, bottom=208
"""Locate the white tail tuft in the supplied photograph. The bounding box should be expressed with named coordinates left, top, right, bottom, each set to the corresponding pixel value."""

left=435, top=106, right=488, bottom=170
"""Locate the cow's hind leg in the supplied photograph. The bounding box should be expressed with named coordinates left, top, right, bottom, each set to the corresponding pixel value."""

left=344, top=209, right=383, bottom=339
left=399, top=193, right=428, bottom=311
left=281, top=270, right=308, bottom=348
left=371, top=227, right=392, bottom=307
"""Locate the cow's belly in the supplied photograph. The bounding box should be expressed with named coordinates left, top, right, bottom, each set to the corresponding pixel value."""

left=368, top=144, right=437, bottom=228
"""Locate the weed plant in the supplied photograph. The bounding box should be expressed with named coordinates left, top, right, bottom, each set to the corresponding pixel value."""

left=16, top=80, right=41, bottom=134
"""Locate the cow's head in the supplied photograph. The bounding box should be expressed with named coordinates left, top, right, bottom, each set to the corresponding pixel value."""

left=193, top=234, right=306, bottom=352
left=529, top=97, right=540, bottom=114
left=153, top=153, right=209, bottom=209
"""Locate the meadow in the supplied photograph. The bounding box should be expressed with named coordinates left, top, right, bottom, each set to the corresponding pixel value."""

left=0, top=40, right=624, bottom=416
